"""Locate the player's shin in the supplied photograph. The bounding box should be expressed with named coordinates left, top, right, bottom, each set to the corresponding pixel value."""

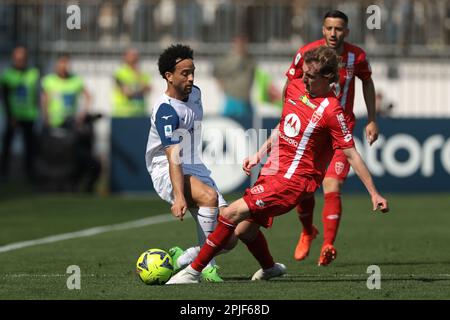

left=195, top=207, right=218, bottom=243
left=192, top=207, right=219, bottom=266
left=191, top=215, right=237, bottom=272
left=296, top=196, right=316, bottom=234
left=242, top=230, right=275, bottom=269
left=322, top=192, right=342, bottom=245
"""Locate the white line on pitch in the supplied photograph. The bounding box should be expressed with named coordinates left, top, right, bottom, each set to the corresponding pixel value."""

left=0, top=213, right=187, bottom=254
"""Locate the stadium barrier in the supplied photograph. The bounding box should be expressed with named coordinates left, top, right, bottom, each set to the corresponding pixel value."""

left=109, top=116, right=450, bottom=194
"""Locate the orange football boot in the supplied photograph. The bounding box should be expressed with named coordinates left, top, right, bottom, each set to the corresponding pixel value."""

left=318, top=244, right=337, bottom=266
left=294, top=225, right=319, bottom=261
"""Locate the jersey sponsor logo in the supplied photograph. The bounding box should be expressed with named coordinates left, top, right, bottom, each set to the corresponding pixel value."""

left=336, top=112, right=350, bottom=134
left=300, top=95, right=317, bottom=110
left=283, top=113, right=301, bottom=138
left=164, top=125, right=173, bottom=138
left=294, top=53, right=302, bottom=66
left=335, top=161, right=345, bottom=175
left=279, top=131, right=299, bottom=147
left=161, top=115, right=173, bottom=120
left=289, top=68, right=295, bottom=76
left=250, top=185, right=265, bottom=195
left=255, top=199, right=266, bottom=208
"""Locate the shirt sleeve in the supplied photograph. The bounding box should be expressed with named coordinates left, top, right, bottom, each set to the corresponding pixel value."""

left=285, top=48, right=304, bottom=81
left=154, top=103, right=180, bottom=147
left=325, top=106, right=355, bottom=150
left=355, top=51, right=372, bottom=81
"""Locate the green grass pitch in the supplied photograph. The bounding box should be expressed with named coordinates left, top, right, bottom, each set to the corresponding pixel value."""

left=0, top=193, right=449, bottom=299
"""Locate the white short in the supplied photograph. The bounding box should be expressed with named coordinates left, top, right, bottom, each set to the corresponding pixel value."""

left=150, top=157, right=227, bottom=207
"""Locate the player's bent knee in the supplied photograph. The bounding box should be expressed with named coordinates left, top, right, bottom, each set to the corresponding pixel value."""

left=198, top=187, right=218, bottom=207
left=323, top=178, right=343, bottom=193
left=221, top=198, right=250, bottom=224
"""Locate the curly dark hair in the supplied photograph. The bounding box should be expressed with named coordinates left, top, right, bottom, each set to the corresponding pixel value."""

left=158, top=44, right=194, bottom=79
left=303, top=46, right=340, bottom=84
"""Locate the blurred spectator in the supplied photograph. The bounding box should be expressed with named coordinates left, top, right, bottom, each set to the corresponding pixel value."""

left=253, top=67, right=282, bottom=108
left=41, top=55, right=90, bottom=128
left=98, top=1, right=119, bottom=45
left=111, top=48, right=151, bottom=117
left=40, top=54, right=100, bottom=193
left=0, top=46, right=39, bottom=182
left=154, top=0, right=176, bottom=43
left=375, top=91, right=394, bottom=118
left=213, top=35, right=256, bottom=124
left=175, top=0, right=202, bottom=41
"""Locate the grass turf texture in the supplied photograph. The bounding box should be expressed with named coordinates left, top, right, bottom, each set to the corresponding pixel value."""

left=0, top=193, right=449, bottom=299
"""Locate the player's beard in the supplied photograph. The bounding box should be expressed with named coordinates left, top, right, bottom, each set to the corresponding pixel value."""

left=326, top=37, right=344, bottom=52
left=184, top=84, right=193, bottom=95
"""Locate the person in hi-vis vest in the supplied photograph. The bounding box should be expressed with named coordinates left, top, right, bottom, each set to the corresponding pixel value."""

left=112, top=48, right=151, bottom=117
left=0, top=46, right=39, bottom=181
left=41, top=54, right=91, bottom=129
left=41, top=54, right=100, bottom=193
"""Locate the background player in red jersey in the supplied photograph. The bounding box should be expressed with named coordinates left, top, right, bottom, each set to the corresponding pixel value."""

left=166, top=46, right=389, bottom=284
left=284, top=10, right=379, bottom=265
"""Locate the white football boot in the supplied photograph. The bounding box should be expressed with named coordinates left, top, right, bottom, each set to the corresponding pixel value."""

left=251, top=262, right=287, bottom=281
left=166, top=266, right=201, bottom=284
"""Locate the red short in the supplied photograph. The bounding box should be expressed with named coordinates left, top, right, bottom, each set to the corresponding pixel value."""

left=325, top=148, right=351, bottom=181
left=324, top=117, right=355, bottom=181
left=243, top=174, right=317, bottom=228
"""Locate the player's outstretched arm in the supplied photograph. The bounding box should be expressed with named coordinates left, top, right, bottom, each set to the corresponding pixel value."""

left=362, top=78, right=379, bottom=145
left=242, top=124, right=280, bottom=176
left=165, top=145, right=188, bottom=220
left=343, top=147, right=389, bottom=213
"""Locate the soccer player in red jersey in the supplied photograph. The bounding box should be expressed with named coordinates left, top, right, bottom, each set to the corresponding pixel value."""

left=166, top=46, right=388, bottom=284
left=284, top=10, right=379, bottom=265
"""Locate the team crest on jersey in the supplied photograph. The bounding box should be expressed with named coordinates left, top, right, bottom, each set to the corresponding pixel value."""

left=335, top=161, right=345, bottom=175
left=310, top=110, right=323, bottom=124
left=283, top=113, right=301, bottom=137
left=250, top=185, right=265, bottom=195
left=289, top=68, right=295, bottom=76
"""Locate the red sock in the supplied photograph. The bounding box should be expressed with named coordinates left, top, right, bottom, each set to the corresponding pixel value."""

left=242, top=230, right=274, bottom=270
left=296, top=196, right=315, bottom=234
left=191, top=216, right=236, bottom=272
left=322, top=192, right=342, bottom=245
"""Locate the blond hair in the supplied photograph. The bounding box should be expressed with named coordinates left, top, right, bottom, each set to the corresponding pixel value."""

left=303, top=46, right=340, bottom=83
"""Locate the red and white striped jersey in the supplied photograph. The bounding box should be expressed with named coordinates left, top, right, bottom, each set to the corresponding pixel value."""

left=261, top=79, right=355, bottom=188
left=285, top=39, right=372, bottom=123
